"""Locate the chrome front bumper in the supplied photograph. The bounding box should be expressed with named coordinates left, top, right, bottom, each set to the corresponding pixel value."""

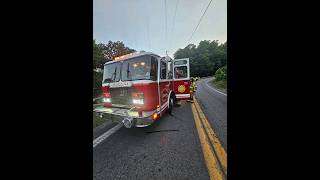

left=93, top=106, right=156, bottom=128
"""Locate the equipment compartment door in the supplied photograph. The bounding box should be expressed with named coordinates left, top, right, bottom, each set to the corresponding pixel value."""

left=173, top=58, right=191, bottom=100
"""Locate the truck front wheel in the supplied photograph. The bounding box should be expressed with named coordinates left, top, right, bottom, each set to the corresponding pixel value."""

left=168, top=96, right=174, bottom=115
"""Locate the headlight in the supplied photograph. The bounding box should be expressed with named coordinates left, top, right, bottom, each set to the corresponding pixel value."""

left=132, top=92, right=144, bottom=105
left=102, top=97, right=111, bottom=103
left=132, top=99, right=144, bottom=105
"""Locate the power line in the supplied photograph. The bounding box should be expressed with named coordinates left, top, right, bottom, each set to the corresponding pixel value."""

left=146, top=17, right=150, bottom=50
left=187, top=0, right=213, bottom=44
left=146, top=0, right=151, bottom=50
left=164, top=0, right=167, bottom=54
left=170, top=0, right=180, bottom=50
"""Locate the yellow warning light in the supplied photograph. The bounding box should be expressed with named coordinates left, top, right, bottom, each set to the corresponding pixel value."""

left=114, top=51, right=144, bottom=60
left=152, top=113, right=158, bottom=120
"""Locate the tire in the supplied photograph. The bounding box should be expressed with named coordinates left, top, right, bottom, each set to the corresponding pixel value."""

left=172, top=95, right=179, bottom=107
left=168, top=96, right=174, bottom=115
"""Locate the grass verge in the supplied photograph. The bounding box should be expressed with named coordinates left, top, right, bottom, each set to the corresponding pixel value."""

left=93, top=110, right=108, bottom=129
left=212, top=79, right=227, bottom=92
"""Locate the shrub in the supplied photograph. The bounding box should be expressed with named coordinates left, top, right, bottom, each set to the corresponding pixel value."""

left=93, top=71, right=103, bottom=97
left=215, top=65, right=227, bottom=81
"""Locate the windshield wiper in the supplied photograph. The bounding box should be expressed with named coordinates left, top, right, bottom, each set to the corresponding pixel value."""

left=103, top=78, right=111, bottom=83
left=126, top=63, right=131, bottom=80
left=111, top=66, right=117, bottom=82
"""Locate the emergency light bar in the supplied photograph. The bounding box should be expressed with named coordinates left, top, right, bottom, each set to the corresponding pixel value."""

left=114, top=51, right=146, bottom=61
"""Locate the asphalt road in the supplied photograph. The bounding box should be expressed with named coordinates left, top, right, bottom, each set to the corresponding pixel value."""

left=93, top=77, right=227, bottom=179
left=195, top=77, right=227, bottom=150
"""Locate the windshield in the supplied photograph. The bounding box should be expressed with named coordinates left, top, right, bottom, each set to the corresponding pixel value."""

left=102, top=55, right=158, bottom=83
left=121, top=55, right=158, bottom=81
left=103, top=62, right=121, bottom=83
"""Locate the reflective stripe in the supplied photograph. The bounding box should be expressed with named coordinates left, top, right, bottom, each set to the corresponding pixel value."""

left=102, top=80, right=155, bottom=87
left=176, top=94, right=190, bottom=98
left=161, top=102, right=168, bottom=110
left=159, top=80, right=173, bottom=82
left=131, top=80, right=155, bottom=84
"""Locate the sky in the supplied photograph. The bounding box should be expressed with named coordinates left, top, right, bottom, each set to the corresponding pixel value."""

left=93, top=0, right=227, bottom=57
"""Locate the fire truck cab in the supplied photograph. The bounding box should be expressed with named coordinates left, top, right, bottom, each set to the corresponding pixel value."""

left=94, top=51, right=191, bottom=128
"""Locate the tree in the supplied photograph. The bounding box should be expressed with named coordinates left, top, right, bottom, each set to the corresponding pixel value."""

left=173, top=40, right=227, bottom=77
left=93, top=39, right=105, bottom=69
left=93, top=40, right=136, bottom=69
left=215, top=65, right=227, bottom=81
left=93, top=40, right=136, bottom=97
left=103, top=41, right=136, bottom=61
left=93, top=40, right=104, bottom=97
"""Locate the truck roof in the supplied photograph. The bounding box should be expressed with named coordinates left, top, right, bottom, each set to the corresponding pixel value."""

left=104, top=51, right=161, bottom=65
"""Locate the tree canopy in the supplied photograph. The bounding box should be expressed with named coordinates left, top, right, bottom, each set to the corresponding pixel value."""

left=93, top=40, right=136, bottom=69
left=93, top=40, right=136, bottom=96
left=174, top=40, right=227, bottom=77
left=93, top=39, right=227, bottom=96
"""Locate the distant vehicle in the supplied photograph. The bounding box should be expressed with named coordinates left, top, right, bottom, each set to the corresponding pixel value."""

left=94, top=51, right=191, bottom=128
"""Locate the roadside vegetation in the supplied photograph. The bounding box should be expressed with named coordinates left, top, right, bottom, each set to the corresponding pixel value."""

left=174, top=40, right=227, bottom=77
left=93, top=97, right=109, bottom=129
left=213, top=65, right=227, bottom=91
left=174, top=40, right=227, bottom=91
left=93, top=39, right=136, bottom=97
left=93, top=112, right=108, bottom=129
left=93, top=71, right=103, bottom=97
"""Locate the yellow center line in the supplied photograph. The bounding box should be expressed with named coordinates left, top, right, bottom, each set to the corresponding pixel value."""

left=194, top=98, right=227, bottom=175
left=191, top=102, right=224, bottom=180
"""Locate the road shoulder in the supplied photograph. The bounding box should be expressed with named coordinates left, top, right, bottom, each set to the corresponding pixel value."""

left=205, top=78, right=227, bottom=95
left=93, top=119, right=119, bottom=140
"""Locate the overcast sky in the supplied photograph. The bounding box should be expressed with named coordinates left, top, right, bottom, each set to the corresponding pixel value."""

left=93, top=0, right=227, bottom=57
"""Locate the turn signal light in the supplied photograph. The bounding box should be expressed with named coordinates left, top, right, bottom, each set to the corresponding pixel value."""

left=152, top=113, right=158, bottom=120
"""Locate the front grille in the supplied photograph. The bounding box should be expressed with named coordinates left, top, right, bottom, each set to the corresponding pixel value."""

left=109, top=87, right=133, bottom=107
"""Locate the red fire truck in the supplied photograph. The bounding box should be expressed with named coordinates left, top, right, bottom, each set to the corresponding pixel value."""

left=94, top=51, right=191, bottom=128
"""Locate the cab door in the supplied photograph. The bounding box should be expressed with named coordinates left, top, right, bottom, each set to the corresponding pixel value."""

left=173, top=58, right=191, bottom=100
left=159, top=59, right=170, bottom=109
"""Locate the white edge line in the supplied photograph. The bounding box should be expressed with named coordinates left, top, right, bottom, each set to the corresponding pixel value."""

left=205, top=79, right=227, bottom=96
left=93, top=123, right=123, bottom=149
